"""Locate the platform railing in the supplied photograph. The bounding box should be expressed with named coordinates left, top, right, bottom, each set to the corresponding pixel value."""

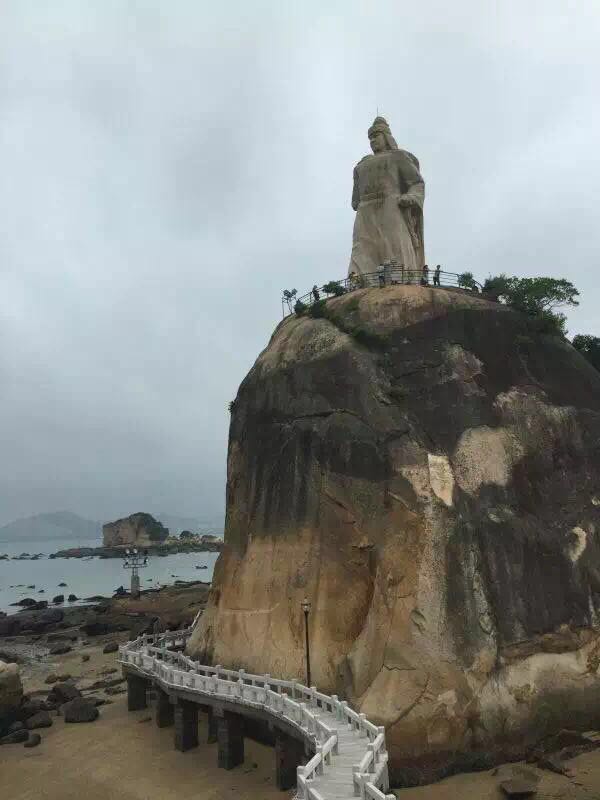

left=119, top=629, right=394, bottom=800
left=282, top=268, right=482, bottom=316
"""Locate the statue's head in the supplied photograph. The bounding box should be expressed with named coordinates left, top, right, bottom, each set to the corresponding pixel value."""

left=368, top=116, right=398, bottom=154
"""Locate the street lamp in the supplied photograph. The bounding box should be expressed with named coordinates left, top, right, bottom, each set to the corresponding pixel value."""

left=301, top=598, right=312, bottom=687
left=122, top=548, right=148, bottom=599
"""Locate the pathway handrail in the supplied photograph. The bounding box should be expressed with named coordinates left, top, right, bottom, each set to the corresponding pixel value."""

left=119, top=628, right=394, bottom=800
left=282, top=268, right=482, bottom=316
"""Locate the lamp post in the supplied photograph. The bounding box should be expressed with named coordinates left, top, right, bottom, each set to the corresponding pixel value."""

left=301, top=598, right=311, bottom=687
left=122, top=548, right=148, bottom=599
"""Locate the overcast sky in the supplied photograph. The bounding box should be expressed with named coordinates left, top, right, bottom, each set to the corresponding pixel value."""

left=1, top=2, right=599, bottom=526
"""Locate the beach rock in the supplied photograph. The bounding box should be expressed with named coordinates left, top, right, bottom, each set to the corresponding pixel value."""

left=67, top=594, right=78, bottom=602
left=81, top=654, right=90, bottom=663
left=24, top=733, right=41, bottom=748
left=26, top=710, right=52, bottom=729
left=8, top=720, right=25, bottom=733
left=44, top=675, right=58, bottom=685
left=0, top=660, right=23, bottom=722
left=49, top=644, right=72, bottom=655
left=102, top=641, right=118, bottom=654
left=188, top=284, right=600, bottom=783
left=58, top=582, right=67, bottom=587
left=0, top=728, right=28, bottom=744
left=10, top=598, right=37, bottom=607
left=62, top=697, right=99, bottom=723
left=53, top=595, right=64, bottom=604
left=47, top=681, right=80, bottom=705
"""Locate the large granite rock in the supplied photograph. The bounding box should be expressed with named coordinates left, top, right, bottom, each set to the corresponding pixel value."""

left=188, top=285, right=600, bottom=784
left=0, top=660, right=23, bottom=726
left=102, top=512, right=168, bottom=547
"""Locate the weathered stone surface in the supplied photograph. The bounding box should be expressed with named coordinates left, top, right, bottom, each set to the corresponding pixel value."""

left=1, top=728, right=28, bottom=745
left=102, top=641, right=118, bottom=654
left=61, top=697, right=99, bottom=723
left=188, top=285, right=600, bottom=783
left=24, top=733, right=41, bottom=748
left=26, top=710, right=52, bottom=729
left=0, top=660, right=23, bottom=722
left=102, top=512, right=168, bottom=547
left=48, top=681, right=80, bottom=705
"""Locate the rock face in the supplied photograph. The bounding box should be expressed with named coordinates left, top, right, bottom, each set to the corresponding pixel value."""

left=0, top=660, right=23, bottom=723
left=188, top=285, right=600, bottom=784
left=102, top=512, right=168, bottom=547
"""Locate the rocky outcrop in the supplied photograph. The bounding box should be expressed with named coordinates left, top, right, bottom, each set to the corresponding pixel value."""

left=0, top=660, right=23, bottom=723
left=187, top=285, right=600, bottom=784
left=102, top=512, right=168, bottom=547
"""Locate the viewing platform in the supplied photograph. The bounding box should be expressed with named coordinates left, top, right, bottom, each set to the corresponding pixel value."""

left=119, top=629, right=394, bottom=800
left=282, top=268, right=483, bottom=317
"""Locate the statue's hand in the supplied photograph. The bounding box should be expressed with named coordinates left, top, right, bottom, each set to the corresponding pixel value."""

left=398, top=195, right=416, bottom=208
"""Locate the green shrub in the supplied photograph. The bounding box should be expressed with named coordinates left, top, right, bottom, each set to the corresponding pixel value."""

left=309, top=299, right=328, bottom=318
left=294, top=300, right=307, bottom=315
left=458, top=271, right=478, bottom=291
left=322, top=281, right=346, bottom=297
left=573, top=334, right=600, bottom=371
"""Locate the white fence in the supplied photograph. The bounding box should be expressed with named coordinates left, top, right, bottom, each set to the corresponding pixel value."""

left=119, top=629, right=395, bottom=800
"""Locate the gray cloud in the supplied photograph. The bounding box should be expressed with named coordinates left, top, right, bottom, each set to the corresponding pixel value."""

left=2, top=1, right=599, bottom=525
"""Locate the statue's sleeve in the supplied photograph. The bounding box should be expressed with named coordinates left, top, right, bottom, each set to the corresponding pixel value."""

left=351, top=166, right=360, bottom=211
left=398, top=152, right=425, bottom=209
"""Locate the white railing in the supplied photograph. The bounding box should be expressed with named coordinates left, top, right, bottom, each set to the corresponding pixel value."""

left=119, top=628, right=395, bottom=800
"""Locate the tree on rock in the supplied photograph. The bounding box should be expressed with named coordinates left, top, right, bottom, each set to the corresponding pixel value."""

left=573, top=334, right=600, bottom=372
left=483, top=274, right=579, bottom=336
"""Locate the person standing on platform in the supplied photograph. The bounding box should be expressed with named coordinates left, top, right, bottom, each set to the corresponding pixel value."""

left=433, top=265, right=441, bottom=286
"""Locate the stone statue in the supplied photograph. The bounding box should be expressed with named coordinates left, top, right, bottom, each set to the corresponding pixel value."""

left=348, top=116, right=425, bottom=277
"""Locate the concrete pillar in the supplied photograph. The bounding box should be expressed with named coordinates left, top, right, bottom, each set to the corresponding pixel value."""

left=155, top=687, right=174, bottom=728
left=174, top=700, right=199, bottom=752
left=126, top=673, right=148, bottom=711
left=217, top=713, right=244, bottom=770
left=276, top=733, right=305, bottom=790
left=207, top=706, right=218, bottom=744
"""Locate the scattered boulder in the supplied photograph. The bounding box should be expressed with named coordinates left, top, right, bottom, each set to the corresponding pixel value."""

left=10, top=598, right=37, bottom=607
left=81, top=654, right=90, bottom=663
left=47, top=681, right=80, bottom=705
left=44, top=675, right=58, bottom=685
left=102, top=642, right=118, bottom=654
left=57, top=674, right=72, bottom=682
left=26, top=711, right=52, bottom=730
left=49, top=644, right=72, bottom=656
left=0, top=660, right=23, bottom=723
left=53, top=595, right=64, bottom=604
left=61, top=697, right=99, bottom=723
left=24, top=733, right=41, bottom=748
left=58, top=582, right=67, bottom=587
left=105, top=686, right=125, bottom=696
left=67, top=594, right=78, bottom=602
left=496, top=765, right=540, bottom=797
left=8, top=720, right=25, bottom=733
left=0, top=728, right=29, bottom=745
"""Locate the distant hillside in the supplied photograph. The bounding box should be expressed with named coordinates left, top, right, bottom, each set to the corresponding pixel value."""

left=0, top=511, right=101, bottom=542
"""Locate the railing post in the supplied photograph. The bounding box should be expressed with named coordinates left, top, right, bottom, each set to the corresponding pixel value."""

left=352, top=765, right=361, bottom=797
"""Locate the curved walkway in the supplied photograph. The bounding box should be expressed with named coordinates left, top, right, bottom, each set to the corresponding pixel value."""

left=119, top=629, right=394, bottom=800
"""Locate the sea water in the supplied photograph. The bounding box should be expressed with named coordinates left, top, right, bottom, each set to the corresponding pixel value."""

left=0, top=537, right=218, bottom=614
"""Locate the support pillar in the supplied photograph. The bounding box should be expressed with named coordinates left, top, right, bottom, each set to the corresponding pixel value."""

left=217, top=713, right=244, bottom=770
left=207, top=706, right=218, bottom=744
left=174, top=699, right=199, bottom=752
left=126, top=673, right=148, bottom=711
left=276, top=733, right=305, bottom=790
left=155, top=687, right=174, bottom=728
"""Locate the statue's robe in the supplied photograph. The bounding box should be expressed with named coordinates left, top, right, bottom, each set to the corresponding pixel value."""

left=348, top=149, right=425, bottom=277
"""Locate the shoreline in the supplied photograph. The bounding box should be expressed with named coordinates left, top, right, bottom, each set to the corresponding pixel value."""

left=2, top=540, right=223, bottom=561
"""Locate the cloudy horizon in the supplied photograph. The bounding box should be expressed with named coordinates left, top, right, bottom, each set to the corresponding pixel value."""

left=2, top=2, right=599, bottom=526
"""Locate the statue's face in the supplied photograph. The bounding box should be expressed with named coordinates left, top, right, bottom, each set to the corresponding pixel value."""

left=369, top=131, right=386, bottom=154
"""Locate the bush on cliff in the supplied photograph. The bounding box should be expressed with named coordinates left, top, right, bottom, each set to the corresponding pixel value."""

left=573, top=334, right=600, bottom=372
left=483, top=274, right=579, bottom=336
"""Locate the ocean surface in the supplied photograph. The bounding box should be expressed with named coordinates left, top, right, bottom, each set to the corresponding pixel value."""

left=0, top=537, right=218, bottom=615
